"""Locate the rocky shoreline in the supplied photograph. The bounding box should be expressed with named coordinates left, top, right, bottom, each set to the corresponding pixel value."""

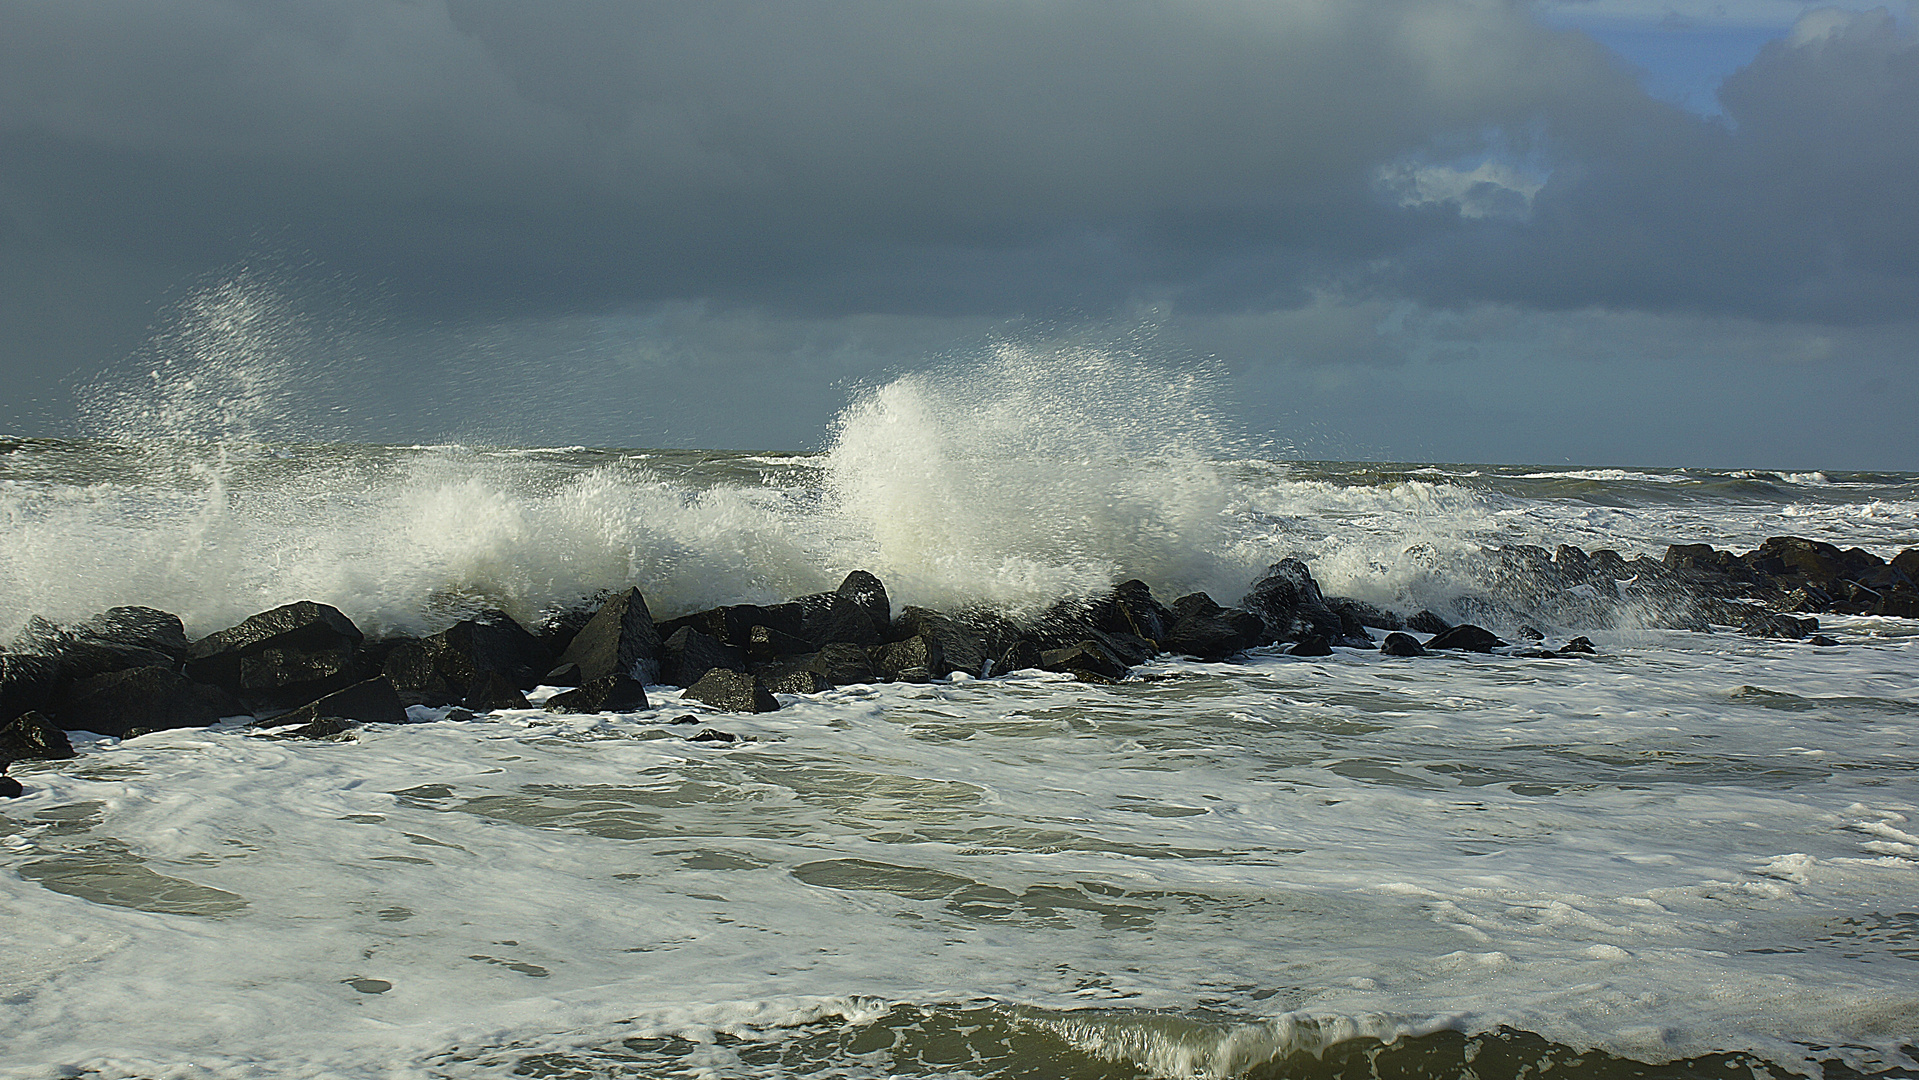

left=2, top=534, right=1914, bottom=794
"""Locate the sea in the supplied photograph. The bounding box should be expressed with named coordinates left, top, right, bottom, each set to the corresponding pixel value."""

left=1, top=350, right=1915, bottom=1079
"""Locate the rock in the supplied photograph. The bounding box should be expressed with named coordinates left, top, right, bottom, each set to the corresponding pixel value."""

left=256, top=676, right=407, bottom=729
left=658, top=603, right=805, bottom=650
left=896, top=606, right=995, bottom=677
left=1326, top=597, right=1403, bottom=633
left=755, top=642, right=876, bottom=690
left=1744, top=536, right=1848, bottom=588
left=1243, top=558, right=1347, bottom=644
left=1288, top=635, right=1333, bottom=657
left=1040, top=639, right=1129, bottom=681
left=687, top=728, right=738, bottom=744
left=1162, top=593, right=1266, bottom=660
left=52, top=666, right=244, bottom=738
left=1379, top=632, right=1426, bottom=657
left=871, top=635, right=946, bottom=682
left=542, top=661, right=584, bottom=688
left=1871, top=588, right=1919, bottom=618
left=1554, top=545, right=1593, bottom=577
left=1424, top=624, right=1505, bottom=652
left=1740, top=611, right=1816, bottom=639
left=267, top=717, right=360, bottom=740
left=0, top=653, right=61, bottom=724
left=10, top=607, right=190, bottom=681
left=744, top=623, right=815, bottom=662
left=1809, top=634, right=1841, bottom=647
left=184, top=601, right=366, bottom=710
left=1892, top=548, right=1919, bottom=583
left=1558, top=636, right=1597, bottom=655
left=1088, top=628, right=1157, bottom=666
left=991, top=639, right=1044, bottom=676
left=0, top=776, right=21, bottom=798
left=797, top=571, right=892, bottom=648
left=543, top=674, right=650, bottom=714
left=660, top=626, right=747, bottom=688
left=0, top=710, right=76, bottom=766
left=683, top=669, right=779, bottom=712
left=1405, top=610, right=1453, bottom=635
left=553, top=587, right=663, bottom=685
left=536, top=603, right=600, bottom=661
left=461, top=671, right=532, bottom=711
left=383, top=610, right=553, bottom=706
left=761, top=668, right=831, bottom=694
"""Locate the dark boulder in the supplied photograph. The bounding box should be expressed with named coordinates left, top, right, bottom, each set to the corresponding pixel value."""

left=255, top=676, right=408, bottom=729
left=544, top=674, right=650, bottom=714
left=755, top=642, right=876, bottom=690
left=658, top=603, right=804, bottom=650
left=1287, top=635, right=1333, bottom=657
left=1809, top=634, right=1841, bottom=647
left=536, top=602, right=600, bottom=661
left=871, top=635, right=946, bottom=682
left=660, top=626, right=748, bottom=688
left=1327, top=597, right=1403, bottom=633
left=0, top=710, right=76, bottom=766
left=1405, top=610, right=1453, bottom=635
left=797, top=571, right=892, bottom=648
left=687, top=728, right=739, bottom=744
left=1089, top=628, right=1158, bottom=666
left=0, top=653, right=60, bottom=724
left=1425, top=624, right=1505, bottom=652
left=461, top=671, right=532, bottom=712
left=896, top=606, right=995, bottom=677
left=1379, top=632, right=1426, bottom=657
left=11, top=607, right=190, bottom=681
left=991, top=639, right=1044, bottom=676
left=0, top=776, right=21, bottom=798
left=1162, top=593, right=1266, bottom=660
left=744, top=623, right=815, bottom=662
left=683, top=668, right=780, bottom=712
left=53, top=666, right=244, bottom=738
left=184, top=601, right=365, bottom=710
left=1558, top=636, right=1598, bottom=655
left=1040, top=639, right=1130, bottom=681
left=383, top=610, right=553, bottom=706
left=553, top=587, right=663, bottom=684
left=1740, top=611, right=1816, bottom=639
left=1893, top=548, right=1919, bottom=583
left=1745, top=536, right=1848, bottom=588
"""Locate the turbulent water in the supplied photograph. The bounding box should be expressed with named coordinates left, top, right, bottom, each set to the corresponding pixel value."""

left=1, top=351, right=1917, bottom=1079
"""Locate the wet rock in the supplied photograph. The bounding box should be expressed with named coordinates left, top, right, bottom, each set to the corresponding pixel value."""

left=383, top=610, right=553, bottom=706
left=184, top=601, right=365, bottom=710
left=268, top=717, right=360, bottom=740
left=0, top=776, right=21, bottom=798
left=1162, top=593, right=1267, bottom=661
left=542, top=661, right=584, bottom=688
left=871, top=635, right=946, bottom=682
left=0, top=653, right=61, bottom=724
left=1287, top=635, right=1333, bottom=657
left=744, top=623, right=815, bottom=662
left=554, top=588, right=663, bottom=685
left=1558, top=636, right=1597, bottom=655
left=536, top=603, right=600, bottom=661
left=256, top=676, right=407, bottom=730
left=660, top=626, right=747, bottom=688
left=797, top=571, right=892, bottom=648
left=683, top=668, right=780, bottom=712
left=1740, top=611, right=1816, bottom=639
left=11, top=607, right=189, bottom=681
left=1893, top=548, right=1919, bottom=582
left=1809, top=634, right=1841, bottom=647
left=1243, top=558, right=1347, bottom=645
left=461, top=671, right=532, bottom=711
left=1379, top=632, right=1426, bottom=657
left=0, top=710, right=76, bottom=765
left=1405, top=610, right=1453, bottom=635
left=659, top=603, right=805, bottom=651
left=1424, top=624, right=1505, bottom=652
left=1087, top=628, right=1157, bottom=666
left=991, top=639, right=1044, bottom=676
left=896, top=607, right=994, bottom=677
left=1326, top=597, right=1403, bottom=633
left=544, top=674, right=650, bottom=714
left=53, top=665, right=245, bottom=738
left=1110, top=580, right=1173, bottom=642
left=687, top=728, right=738, bottom=744
left=1040, top=639, right=1129, bottom=681
left=755, top=642, right=876, bottom=690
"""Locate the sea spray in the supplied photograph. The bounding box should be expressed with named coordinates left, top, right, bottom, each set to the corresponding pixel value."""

left=822, top=341, right=1248, bottom=614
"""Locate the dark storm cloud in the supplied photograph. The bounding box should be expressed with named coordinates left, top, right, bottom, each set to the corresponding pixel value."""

left=2, top=0, right=1646, bottom=320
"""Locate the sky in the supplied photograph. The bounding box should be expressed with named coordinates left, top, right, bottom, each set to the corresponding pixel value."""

left=1, top=0, right=1915, bottom=469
